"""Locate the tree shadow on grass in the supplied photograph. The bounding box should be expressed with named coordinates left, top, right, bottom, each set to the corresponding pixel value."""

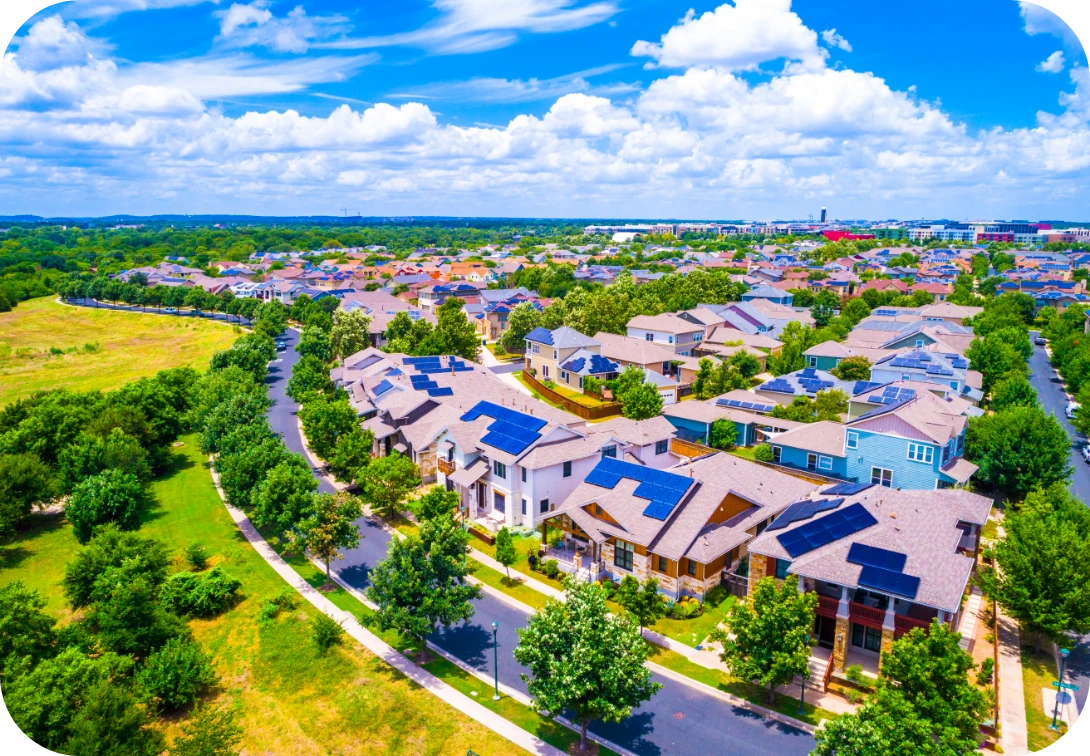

left=1, top=513, right=68, bottom=572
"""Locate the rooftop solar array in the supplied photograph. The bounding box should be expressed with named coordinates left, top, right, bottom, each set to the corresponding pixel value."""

left=847, top=543, right=907, bottom=572
left=776, top=503, right=878, bottom=558
left=410, top=374, right=439, bottom=391
left=562, top=357, right=586, bottom=372
left=945, top=354, right=969, bottom=369
left=857, top=566, right=921, bottom=599
left=889, top=352, right=933, bottom=370
left=716, top=398, right=776, bottom=413
left=867, top=386, right=916, bottom=405
left=584, top=457, right=693, bottom=521
left=821, top=481, right=874, bottom=496
left=852, top=381, right=886, bottom=396
left=373, top=379, right=395, bottom=396
left=798, top=378, right=835, bottom=394
left=403, top=355, right=475, bottom=375
left=799, top=368, right=818, bottom=379
left=874, top=309, right=899, bottom=316
left=427, top=387, right=454, bottom=397
left=767, top=497, right=845, bottom=531
left=926, top=363, right=954, bottom=376
left=459, top=401, right=548, bottom=456
left=761, top=378, right=796, bottom=394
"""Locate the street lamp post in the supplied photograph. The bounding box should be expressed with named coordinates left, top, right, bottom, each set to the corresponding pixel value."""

left=1051, top=648, right=1070, bottom=730
left=798, top=633, right=810, bottom=716
left=492, top=621, right=500, bottom=701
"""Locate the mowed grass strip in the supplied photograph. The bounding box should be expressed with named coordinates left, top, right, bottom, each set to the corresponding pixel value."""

left=0, top=297, right=239, bottom=406
left=0, top=437, right=519, bottom=756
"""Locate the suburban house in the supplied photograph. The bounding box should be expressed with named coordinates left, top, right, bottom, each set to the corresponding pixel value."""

left=540, top=453, right=817, bottom=596
left=593, top=331, right=683, bottom=377
left=766, top=390, right=977, bottom=489
left=746, top=484, right=991, bottom=674
left=869, top=349, right=980, bottom=397
left=699, top=300, right=814, bottom=339
left=418, top=283, right=481, bottom=312
left=741, top=284, right=795, bottom=305
left=626, top=313, right=706, bottom=357
left=804, top=341, right=894, bottom=372
left=754, top=367, right=857, bottom=407
left=663, top=395, right=804, bottom=447
left=524, top=326, right=601, bottom=381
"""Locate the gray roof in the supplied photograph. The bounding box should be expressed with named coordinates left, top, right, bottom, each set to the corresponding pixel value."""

left=749, top=487, right=992, bottom=613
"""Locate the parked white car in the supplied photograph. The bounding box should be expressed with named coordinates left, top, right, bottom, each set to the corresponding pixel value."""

left=1067, top=402, right=1080, bottom=419
left=1083, top=445, right=1090, bottom=464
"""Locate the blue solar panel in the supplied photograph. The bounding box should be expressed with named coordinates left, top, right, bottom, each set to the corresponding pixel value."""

left=775, top=503, right=878, bottom=558
left=563, top=357, right=586, bottom=372
left=800, top=368, right=817, bottom=378
left=857, top=565, right=921, bottom=599
left=821, top=482, right=873, bottom=496
left=427, top=387, right=454, bottom=397
left=847, top=543, right=908, bottom=572
left=586, top=457, right=691, bottom=520
left=852, top=381, right=884, bottom=395
left=459, top=401, right=548, bottom=431
left=373, top=379, right=395, bottom=396
left=814, top=497, right=845, bottom=512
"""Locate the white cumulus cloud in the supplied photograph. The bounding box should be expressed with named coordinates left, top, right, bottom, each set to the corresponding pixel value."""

left=631, top=0, right=824, bottom=71
left=216, top=2, right=350, bottom=53
left=821, top=28, right=852, bottom=52
left=1037, top=50, right=1066, bottom=73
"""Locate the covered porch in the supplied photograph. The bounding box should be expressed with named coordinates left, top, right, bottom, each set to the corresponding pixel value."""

left=538, top=514, right=603, bottom=583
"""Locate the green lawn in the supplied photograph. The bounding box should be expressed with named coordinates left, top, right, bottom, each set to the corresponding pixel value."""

left=1, top=436, right=518, bottom=755
left=980, top=515, right=999, bottom=542
left=653, top=594, right=737, bottom=647
left=728, top=446, right=759, bottom=461
left=647, top=645, right=836, bottom=728
left=0, top=297, right=239, bottom=406
left=1021, top=644, right=1068, bottom=751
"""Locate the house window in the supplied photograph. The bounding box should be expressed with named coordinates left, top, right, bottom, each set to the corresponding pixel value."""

left=871, top=467, right=893, bottom=487
left=772, top=445, right=782, bottom=463
left=668, top=336, right=675, bottom=344
left=807, top=356, right=817, bottom=368
left=687, top=560, right=697, bottom=576
left=493, top=460, right=506, bottom=479
left=806, top=453, right=818, bottom=471
left=645, top=333, right=654, bottom=342
left=563, top=461, right=572, bottom=477
left=521, top=498, right=527, bottom=515
left=846, top=431, right=859, bottom=449
left=818, top=455, right=833, bottom=471
left=657, top=556, right=667, bottom=572
left=553, top=349, right=558, bottom=360
left=775, top=559, right=789, bottom=579
left=560, top=371, right=568, bottom=383
left=907, top=443, right=934, bottom=464
left=851, top=624, right=883, bottom=652
left=540, top=498, right=550, bottom=513
left=521, top=467, right=527, bottom=483
left=916, top=339, right=924, bottom=347
left=602, top=445, right=617, bottom=459
left=949, top=381, right=958, bottom=390
left=655, top=439, right=668, bottom=455
left=542, top=365, right=549, bottom=378
left=614, top=540, right=634, bottom=571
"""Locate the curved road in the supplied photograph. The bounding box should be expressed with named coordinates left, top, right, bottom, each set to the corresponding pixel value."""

left=63, top=299, right=817, bottom=754
left=268, top=329, right=815, bottom=756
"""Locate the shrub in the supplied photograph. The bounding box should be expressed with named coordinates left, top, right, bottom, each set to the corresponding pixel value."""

left=753, top=443, right=775, bottom=463
left=312, top=613, right=345, bottom=652
left=976, top=656, right=995, bottom=686
left=705, top=584, right=730, bottom=607
left=184, top=543, right=209, bottom=571
left=543, top=559, right=560, bottom=580
left=160, top=567, right=242, bottom=618
left=543, top=378, right=555, bottom=389
left=598, top=579, right=617, bottom=599
left=171, top=704, right=242, bottom=756
left=527, top=553, right=539, bottom=570
left=670, top=597, right=704, bottom=620
left=137, top=637, right=218, bottom=710
left=844, top=664, right=867, bottom=686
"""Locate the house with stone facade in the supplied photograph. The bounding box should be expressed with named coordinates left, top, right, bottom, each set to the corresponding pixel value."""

left=746, top=483, right=991, bottom=675
left=541, top=453, right=816, bottom=596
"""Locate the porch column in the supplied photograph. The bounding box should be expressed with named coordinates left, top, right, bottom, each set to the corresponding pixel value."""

left=832, top=585, right=851, bottom=673
left=881, top=603, right=897, bottom=657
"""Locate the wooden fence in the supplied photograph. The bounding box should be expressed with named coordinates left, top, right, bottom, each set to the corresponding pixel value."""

left=521, top=371, right=623, bottom=421
left=669, top=437, right=719, bottom=459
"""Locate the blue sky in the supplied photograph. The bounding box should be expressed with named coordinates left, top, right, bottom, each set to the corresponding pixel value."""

left=1, top=1, right=1088, bottom=219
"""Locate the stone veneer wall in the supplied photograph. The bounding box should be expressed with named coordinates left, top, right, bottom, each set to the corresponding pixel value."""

left=416, top=444, right=438, bottom=484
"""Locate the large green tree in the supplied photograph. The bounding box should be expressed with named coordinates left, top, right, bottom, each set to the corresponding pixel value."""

left=356, top=452, right=420, bottom=518
left=0, top=452, right=55, bottom=539
left=367, top=513, right=481, bottom=653
left=710, top=575, right=815, bottom=704
left=330, top=309, right=372, bottom=359
left=298, top=395, right=359, bottom=461
left=978, top=483, right=1090, bottom=650
left=65, top=469, right=149, bottom=544
left=965, top=406, right=1071, bottom=499
left=498, top=301, right=542, bottom=352
left=614, top=575, right=667, bottom=633
left=290, top=492, right=363, bottom=589
left=514, top=579, right=661, bottom=752
left=434, top=297, right=481, bottom=360
left=249, top=456, right=318, bottom=534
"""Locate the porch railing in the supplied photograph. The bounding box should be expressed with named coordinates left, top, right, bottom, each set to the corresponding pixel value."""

left=895, top=614, right=935, bottom=638
left=849, top=601, right=886, bottom=629
left=816, top=595, right=839, bottom=618
left=437, top=458, right=455, bottom=476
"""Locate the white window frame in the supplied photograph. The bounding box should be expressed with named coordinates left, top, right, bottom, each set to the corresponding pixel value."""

left=807, top=356, right=818, bottom=367
left=493, top=460, right=506, bottom=479
left=846, top=430, right=859, bottom=449
left=818, top=455, right=833, bottom=471
left=560, top=371, right=569, bottom=383
left=772, top=445, right=782, bottom=463
left=871, top=467, right=893, bottom=487
left=806, top=453, right=818, bottom=470
left=907, top=443, right=934, bottom=464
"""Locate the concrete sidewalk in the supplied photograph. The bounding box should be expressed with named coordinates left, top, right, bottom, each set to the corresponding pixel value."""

left=998, top=608, right=1029, bottom=756
left=208, top=462, right=561, bottom=756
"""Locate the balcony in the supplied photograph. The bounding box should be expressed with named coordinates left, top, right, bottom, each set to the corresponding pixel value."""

left=816, top=595, right=839, bottom=619
left=437, top=457, right=455, bottom=476
left=849, top=601, right=886, bottom=629
left=894, top=614, right=933, bottom=637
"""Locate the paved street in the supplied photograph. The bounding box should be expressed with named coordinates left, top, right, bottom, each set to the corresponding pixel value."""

left=271, top=330, right=815, bottom=756
left=1026, top=332, right=1089, bottom=715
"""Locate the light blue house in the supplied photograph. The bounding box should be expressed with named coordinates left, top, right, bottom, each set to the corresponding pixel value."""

left=662, top=394, right=800, bottom=447
left=769, top=392, right=977, bottom=490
